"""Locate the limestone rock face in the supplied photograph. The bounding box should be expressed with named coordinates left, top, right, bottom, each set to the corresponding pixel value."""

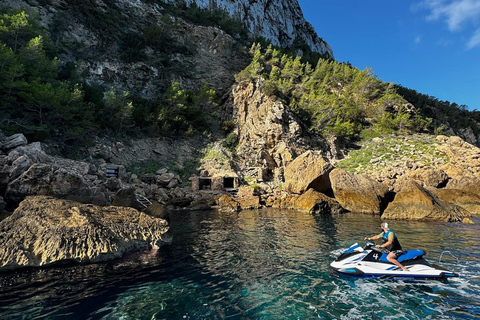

left=233, top=79, right=325, bottom=182
left=236, top=186, right=261, bottom=210
left=2, top=133, right=28, bottom=150
left=5, top=163, right=107, bottom=205
left=382, top=180, right=470, bottom=222
left=445, top=175, right=480, bottom=197
left=293, top=189, right=344, bottom=214
left=284, top=150, right=333, bottom=194
left=330, top=168, right=389, bottom=215
left=217, top=194, right=240, bottom=212
left=165, top=0, right=333, bottom=58
left=428, top=188, right=480, bottom=216
left=0, top=196, right=169, bottom=271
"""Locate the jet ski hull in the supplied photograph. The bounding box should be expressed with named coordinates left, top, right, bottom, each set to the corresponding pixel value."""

left=330, top=243, right=458, bottom=279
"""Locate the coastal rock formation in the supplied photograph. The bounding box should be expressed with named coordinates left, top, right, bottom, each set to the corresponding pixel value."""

left=5, top=163, right=108, bottom=206
left=284, top=150, right=333, bottom=194
left=428, top=188, right=480, bottom=216
left=382, top=180, right=470, bottom=222
left=0, top=196, right=169, bottom=271
left=330, top=168, right=389, bottom=215
left=233, top=79, right=312, bottom=182
left=165, top=0, right=333, bottom=57
left=293, top=188, right=344, bottom=214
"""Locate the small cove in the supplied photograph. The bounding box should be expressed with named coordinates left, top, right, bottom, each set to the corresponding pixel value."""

left=1, top=209, right=479, bottom=319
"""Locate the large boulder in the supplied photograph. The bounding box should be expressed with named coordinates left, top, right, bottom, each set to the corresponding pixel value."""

left=284, top=150, right=333, bottom=194
left=330, top=168, right=389, bottom=215
left=421, top=169, right=449, bottom=188
left=293, top=188, right=345, bottom=214
left=2, top=133, right=27, bottom=150
left=5, top=163, right=106, bottom=204
left=236, top=186, right=261, bottom=210
left=445, top=175, right=480, bottom=197
left=428, top=188, right=480, bottom=216
left=382, top=180, right=470, bottom=222
left=0, top=196, right=169, bottom=271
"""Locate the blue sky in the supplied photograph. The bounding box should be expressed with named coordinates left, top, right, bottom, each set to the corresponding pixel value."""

left=297, top=0, right=480, bottom=110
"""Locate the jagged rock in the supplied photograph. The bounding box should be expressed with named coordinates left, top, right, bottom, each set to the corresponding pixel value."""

left=421, top=169, right=448, bottom=188
left=236, top=186, right=261, bottom=209
left=217, top=194, right=240, bottom=212
left=382, top=180, right=470, bottom=222
left=5, top=163, right=105, bottom=205
left=330, top=168, right=389, bottom=215
left=284, top=150, right=333, bottom=194
left=112, top=187, right=143, bottom=211
left=265, top=192, right=297, bottom=208
left=104, top=177, right=123, bottom=192
left=176, top=0, right=333, bottom=57
left=445, top=176, right=480, bottom=197
left=2, top=133, right=27, bottom=150
left=166, top=197, right=192, bottom=208
left=293, top=188, right=345, bottom=214
left=428, top=188, right=480, bottom=215
left=0, top=196, right=169, bottom=271
left=156, top=172, right=176, bottom=187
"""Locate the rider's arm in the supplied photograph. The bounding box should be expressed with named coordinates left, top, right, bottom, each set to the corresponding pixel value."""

left=366, top=232, right=383, bottom=241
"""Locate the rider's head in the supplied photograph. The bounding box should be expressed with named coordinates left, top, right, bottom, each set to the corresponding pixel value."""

left=381, top=222, right=389, bottom=230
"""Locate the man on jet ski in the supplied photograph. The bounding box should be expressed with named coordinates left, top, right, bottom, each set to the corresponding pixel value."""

left=365, top=222, right=409, bottom=272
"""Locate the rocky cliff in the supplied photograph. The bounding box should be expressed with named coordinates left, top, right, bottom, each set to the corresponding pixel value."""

left=3, top=0, right=331, bottom=101
left=166, top=0, right=333, bottom=58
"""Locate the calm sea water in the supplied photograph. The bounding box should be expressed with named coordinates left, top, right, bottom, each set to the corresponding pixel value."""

left=1, top=209, right=479, bottom=320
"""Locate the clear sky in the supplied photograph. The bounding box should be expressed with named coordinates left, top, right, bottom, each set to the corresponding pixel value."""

left=297, top=0, right=480, bottom=111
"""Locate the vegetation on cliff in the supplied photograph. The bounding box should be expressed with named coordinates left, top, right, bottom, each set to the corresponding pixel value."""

left=0, top=7, right=216, bottom=149
left=236, top=44, right=433, bottom=141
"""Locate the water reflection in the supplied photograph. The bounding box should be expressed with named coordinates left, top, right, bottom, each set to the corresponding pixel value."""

left=0, top=210, right=478, bottom=320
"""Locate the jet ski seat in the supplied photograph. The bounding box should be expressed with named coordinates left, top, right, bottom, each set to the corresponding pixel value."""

left=379, top=249, right=425, bottom=263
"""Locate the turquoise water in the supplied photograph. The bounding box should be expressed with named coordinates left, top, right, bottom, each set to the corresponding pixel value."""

left=1, top=209, right=479, bottom=319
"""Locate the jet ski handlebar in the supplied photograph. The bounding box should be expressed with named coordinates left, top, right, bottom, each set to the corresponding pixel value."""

left=364, top=239, right=386, bottom=253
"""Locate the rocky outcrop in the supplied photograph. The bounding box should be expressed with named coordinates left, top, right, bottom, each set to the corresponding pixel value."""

left=330, top=168, right=389, bottom=215
left=382, top=180, right=470, bottom=222
left=284, top=150, right=333, bottom=194
left=165, top=0, right=333, bottom=58
left=233, top=79, right=328, bottom=182
left=236, top=186, right=261, bottom=209
left=0, top=196, right=169, bottom=271
left=293, top=188, right=344, bottom=214
left=428, top=188, right=480, bottom=216
left=5, top=163, right=108, bottom=205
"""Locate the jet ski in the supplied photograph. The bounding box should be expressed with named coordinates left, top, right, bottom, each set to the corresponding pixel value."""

left=330, top=240, right=458, bottom=279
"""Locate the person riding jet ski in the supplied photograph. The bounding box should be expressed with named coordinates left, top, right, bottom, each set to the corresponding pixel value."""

left=365, top=222, right=409, bottom=271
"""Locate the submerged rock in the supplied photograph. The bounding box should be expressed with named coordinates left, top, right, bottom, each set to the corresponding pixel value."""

left=0, top=196, right=169, bottom=271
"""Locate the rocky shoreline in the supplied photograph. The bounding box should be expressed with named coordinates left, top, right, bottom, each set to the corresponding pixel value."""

left=1, top=131, right=478, bottom=271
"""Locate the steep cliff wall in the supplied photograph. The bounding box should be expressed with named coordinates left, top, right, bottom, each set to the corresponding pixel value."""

left=166, top=0, right=333, bottom=58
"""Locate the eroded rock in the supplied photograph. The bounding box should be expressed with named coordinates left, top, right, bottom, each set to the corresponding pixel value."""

left=330, top=168, right=389, bottom=215
left=0, top=196, right=169, bottom=271
left=382, top=180, right=470, bottom=222
left=284, top=150, right=333, bottom=194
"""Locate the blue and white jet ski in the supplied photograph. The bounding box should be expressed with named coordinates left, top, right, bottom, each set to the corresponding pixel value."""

left=330, top=240, right=458, bottom=279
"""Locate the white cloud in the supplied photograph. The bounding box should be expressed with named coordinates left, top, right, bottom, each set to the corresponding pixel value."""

left=414, top=35, right=422, bottom=44
left=416, top=0, right=480, bottom=31
left=467, top=28, right=480, bottom=49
